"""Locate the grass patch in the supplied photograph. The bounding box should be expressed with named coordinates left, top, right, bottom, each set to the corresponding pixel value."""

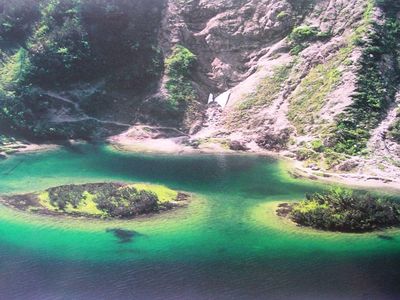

left=237, top=64, right=291, bottom=112
left=28, top=182, right=187, bottom=219
left=38, top=191, right=55, bottom=211
left=131, top=183, right=179, bottom=203
left=37, top=190, right=104, bottom=216
left=65, top=191, right=105, bottom=216
left=389, top=115, right=400, bottom=142
left=288, top=58, right=342, bottom=134
left=296, top=140, right=347, bottom=170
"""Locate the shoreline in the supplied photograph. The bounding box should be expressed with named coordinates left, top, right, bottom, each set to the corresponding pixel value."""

left=107, top=130, right=400, bottom=193
left=0, top=182, right=191, bottom=221
left=0, top=141, right=58, bottom=158
left=0, top=196, right=189, bottom=221
left=285, top=159, right=400, bottom=194
left=252, top=201, right=400, bottom=238
left=2, top=130, right=399, bottom=193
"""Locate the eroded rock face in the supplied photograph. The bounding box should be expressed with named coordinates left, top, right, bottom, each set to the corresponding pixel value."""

left=162, top=1, right=400, bottom=178
left=190, top=0, right=293, bottom=51
left=161, top=0, right=310, bottom=91
left=162, top=0, right=370, bottom=138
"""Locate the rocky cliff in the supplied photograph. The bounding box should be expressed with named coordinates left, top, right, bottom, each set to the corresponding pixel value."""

left=158, top=0, right=400, bottom=181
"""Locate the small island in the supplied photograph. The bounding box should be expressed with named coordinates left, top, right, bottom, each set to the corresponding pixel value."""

left=276, top=188, right=400, bottom=232
left=1, top=182, right=190, bottom=219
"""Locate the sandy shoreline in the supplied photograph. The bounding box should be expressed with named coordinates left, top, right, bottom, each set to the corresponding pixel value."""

left=107, top=130, right=400, bottom=193
left=2, top=129, right=399, bottom=193
left=0, top=141, right=58, bottom=159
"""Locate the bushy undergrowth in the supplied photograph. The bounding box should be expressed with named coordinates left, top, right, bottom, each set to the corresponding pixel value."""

left=165, top=45, right=197, bottom=111
left=0, top=0, right=40, bottom=43
left=47, top=183, right=162, bottom=218
left=389, top=116, right=400, bottom=142
left=0, top=0, right=164, bottom=139
left=332, top=0, right=400, bottom=155
left=289, top=25, right=331, bottom=55
left=290, top=188, right=400, bottom=232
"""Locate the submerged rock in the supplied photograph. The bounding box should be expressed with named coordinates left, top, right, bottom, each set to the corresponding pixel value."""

left=106, top=228, right=138, bottom=243
left=377, top=234, right=395, bottom=241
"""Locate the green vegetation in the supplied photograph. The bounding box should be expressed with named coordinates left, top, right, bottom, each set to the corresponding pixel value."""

left=31, top=182, right=188, bottom=218
left=389, top=115, right=400, bottom=142
left=295, top=146, right=320, bottom=161
left=0, top=48, right=31, bottom=89
left=332, top=0, right=400, bottom=154
left=0, top=0, right=41, bottom=43
left=289, top=25, right=331, bottom=55
left=94, top=185, right=160, bottom=218
left=288, top=0, right=400, bottom=156
left=0, top=0, right=164, bottom=140
left=165, top=45, right=197, bottom=111
left=276, top=11, right=289, bottom=21
left=311, top=139, right=324, bottom=152
left=26, top=0, right=163, bottom=87
left=238, top=64, right=291, bottom=112
left=295, top=140, right=346, bottom=170
left=39, top=189, right=104, bottom=216
left=288, top=56, right=342, bottom=134
left=290, top=26, right=320, bottom=43
left=131, top=183, right=179, bottom=203
left=285, top=188, right=400, bottom=232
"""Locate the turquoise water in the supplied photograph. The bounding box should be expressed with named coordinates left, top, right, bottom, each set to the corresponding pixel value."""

left=0, top=144, right=399, bottom=299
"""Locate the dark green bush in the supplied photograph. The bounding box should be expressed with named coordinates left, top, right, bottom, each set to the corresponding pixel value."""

left=289, top=26, right=319, bottom=43
left=0, top=0, right=164, bottom=139
left=95, top=185, right=159, bottom=218
left=47, top=183, right=160, bottom=218
left=389, top=114, right=400, bottom=142
left=289, top=25, right=331, bottom=54
left=0, top=0, right=40, bottom=43
left=164, top=45, right=197, bottom=111
left=290, top=188, right=400, bottom=232
left=333, top=2, right=400, bottom=154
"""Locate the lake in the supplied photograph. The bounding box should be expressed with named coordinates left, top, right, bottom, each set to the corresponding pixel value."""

left=0, top=144, right=399, bottom=299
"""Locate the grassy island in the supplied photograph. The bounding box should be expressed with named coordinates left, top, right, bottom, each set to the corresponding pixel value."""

left=1, top=183, right=190, bottom=219
left=277, top=188, right=400, bottom=232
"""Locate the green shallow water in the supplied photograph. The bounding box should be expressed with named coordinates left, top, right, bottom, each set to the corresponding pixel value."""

left=0, top=144, right=399, bottom=299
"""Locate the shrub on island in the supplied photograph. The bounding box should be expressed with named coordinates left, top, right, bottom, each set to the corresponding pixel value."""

left=47, top=183, right=162, bottom=218
left=278, top=188, right=400, bottom=232
left=2, top=182, right=189, bottom=219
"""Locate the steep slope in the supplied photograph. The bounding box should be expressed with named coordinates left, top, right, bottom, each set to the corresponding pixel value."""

left=157, top=0, right=400, bottom=182
left=0, top=0, right=167, bottom=140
